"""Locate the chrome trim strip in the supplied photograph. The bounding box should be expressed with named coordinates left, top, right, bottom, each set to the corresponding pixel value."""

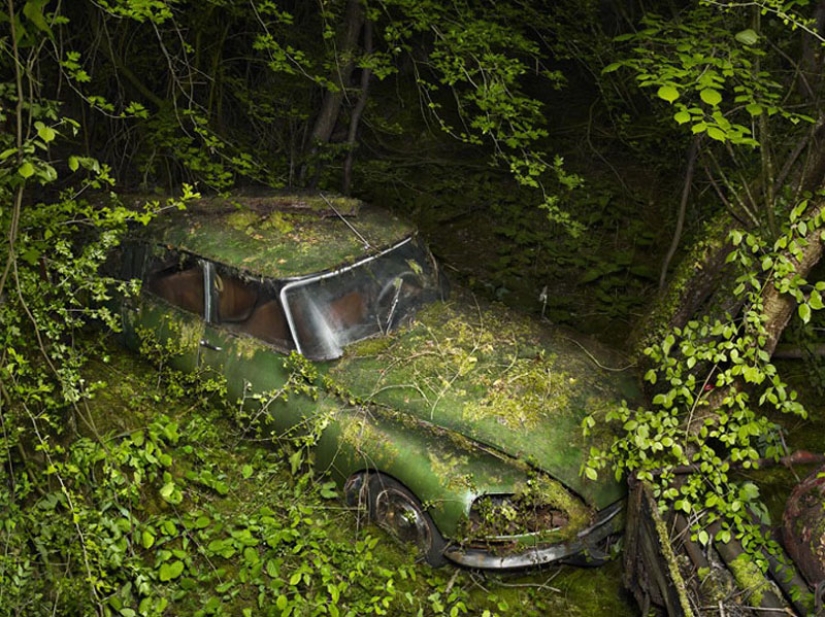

left=202, top=260, right=217, bottom=324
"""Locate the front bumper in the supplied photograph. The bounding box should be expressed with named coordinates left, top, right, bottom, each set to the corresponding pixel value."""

left=443, top=500, right=624, bottom=569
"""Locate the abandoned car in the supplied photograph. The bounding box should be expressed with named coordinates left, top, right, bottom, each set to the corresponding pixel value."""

left=107, top=194, right=640, bottom=568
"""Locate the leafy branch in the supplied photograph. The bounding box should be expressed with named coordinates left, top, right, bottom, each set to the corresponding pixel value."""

left=586, top=196, right=825, bottom=570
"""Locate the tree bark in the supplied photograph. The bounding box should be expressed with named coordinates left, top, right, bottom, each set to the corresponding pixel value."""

left=302, top=0, right=365, bottom=186
left=761, top=204, right=825, bottom=355
left=342, top=18, right=372, bottom=195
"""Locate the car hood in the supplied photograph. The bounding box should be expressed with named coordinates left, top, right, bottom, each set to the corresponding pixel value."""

left=328, top=292, right=640, bottom=509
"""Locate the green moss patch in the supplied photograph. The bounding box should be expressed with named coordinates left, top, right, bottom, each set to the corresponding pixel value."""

left=136, top=194, right=415, bottom=278
left=334, top=291, right=638, bottom=507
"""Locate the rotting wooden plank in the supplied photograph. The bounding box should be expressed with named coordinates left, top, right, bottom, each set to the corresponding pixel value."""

left=624, top=480, right=694, bottom=616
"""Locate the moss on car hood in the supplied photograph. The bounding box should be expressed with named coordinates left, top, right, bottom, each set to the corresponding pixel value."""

left=131, top=194, right=415, bottom=278
left=330, top=292, right=640, bottom=508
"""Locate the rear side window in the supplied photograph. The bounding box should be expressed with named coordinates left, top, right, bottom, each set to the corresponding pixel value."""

left=144, top=251, right=205, bottom=317
left=214, top=267, right=294, bottom=352
left=140, top=246, right=294, bottom=352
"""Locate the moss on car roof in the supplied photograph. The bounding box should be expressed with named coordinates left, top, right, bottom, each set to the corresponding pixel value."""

left=130, top=194, right=415, bottom=279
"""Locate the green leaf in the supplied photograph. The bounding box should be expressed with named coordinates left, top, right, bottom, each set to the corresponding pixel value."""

left=735, top=29, right=759, bottom=45
left=799, top=303, right=812, bottom=324
left=657, top=85, right=680, bottom=103
left=243, top=546, right=260, bottom=566
left=745, top=103, right=763, bottom=117
left=36, top=123, right=56, bottom=143
left=700, top=89, right=722, bottom=106
left=319, top=481, right=338, bottom=499
left=18, top=161, right=35, bottom=178
left=159, top=481, right=182, bottom=504
left=673, top=110, right=691, bottom=124
left=739, top=482, right=760, bottom=501
left=742, top=365, right=761, bottom=384
left=141, top=530, right=155, bottom=549
left=158, top=560, right=184, bottom=582
left=811, top=290, right=824, bottom=310
left=20, top=248, right=41, bottom=266
left=194, top=515, right=211, bottom=529
left=289, top=450, right=303, bottom=475
left=707, top=126, right=726, bottom=142
left=23, top=0, right=53, bottom=35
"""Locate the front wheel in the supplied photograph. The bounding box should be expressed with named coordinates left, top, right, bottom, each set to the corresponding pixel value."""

left=365, top=474, right=448, bottom=567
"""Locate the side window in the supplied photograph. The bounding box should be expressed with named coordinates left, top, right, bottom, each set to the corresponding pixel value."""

left=215, top=271, right=259, bottom=322
left=144, top=250, right=205, bottom=317
left=214, top=268, right=294, bottom=352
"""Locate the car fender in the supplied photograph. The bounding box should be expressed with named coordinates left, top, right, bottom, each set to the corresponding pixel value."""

left=310, top=395, right=592, bottom=542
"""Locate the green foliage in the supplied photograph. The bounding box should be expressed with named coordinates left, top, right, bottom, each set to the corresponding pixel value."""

left=40, top=0, right=588, bottom=229
left=602, top=6, right=812, bottom=148
left=0, top=1, right=195, bottom=612
left=585, top=197, right=825, bottom=570
left=371, top=0, right=583, bottom=225
left=598, top=0, right=824, bottom=240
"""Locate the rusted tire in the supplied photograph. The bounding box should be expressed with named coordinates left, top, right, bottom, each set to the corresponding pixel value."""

left=783, top=464, right=825, bottom=586
left=366, top=473, right=448, bottom=567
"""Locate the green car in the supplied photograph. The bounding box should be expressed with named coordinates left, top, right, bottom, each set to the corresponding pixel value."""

left=109, top=194, right=639, bottom=569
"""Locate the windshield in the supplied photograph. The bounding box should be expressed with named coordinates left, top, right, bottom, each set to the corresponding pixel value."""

left=281, top=238, right=446, bottom=360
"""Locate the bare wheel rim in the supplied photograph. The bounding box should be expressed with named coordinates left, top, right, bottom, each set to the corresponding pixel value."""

left=374, top=485, right=433, bottom=550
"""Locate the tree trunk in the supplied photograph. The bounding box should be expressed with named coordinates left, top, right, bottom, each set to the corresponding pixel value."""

left=342, top=18, right=372, bottom=195
left=688, top=201, right=825, bottom=433
left=760, top=205, right=825, bottom=355
left=629, top=210, right=742, bottom=357
left=302, top=0, right=365, bottom=186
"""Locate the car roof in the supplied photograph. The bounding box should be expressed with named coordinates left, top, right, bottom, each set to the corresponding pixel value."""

left=131, top=194, right=416, bottom=279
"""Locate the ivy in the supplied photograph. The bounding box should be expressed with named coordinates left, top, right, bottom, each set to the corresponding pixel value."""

left=586, top=196, right=825, bottom=571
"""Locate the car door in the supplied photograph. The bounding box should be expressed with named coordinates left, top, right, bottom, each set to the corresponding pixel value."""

left=197, top=263, right=312, bottom=433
